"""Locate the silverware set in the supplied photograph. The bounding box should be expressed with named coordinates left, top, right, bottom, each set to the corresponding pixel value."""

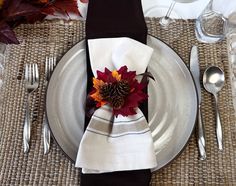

left=23, top=57, right=56, bottom=154
left=190, top=45, right=225, bottom=160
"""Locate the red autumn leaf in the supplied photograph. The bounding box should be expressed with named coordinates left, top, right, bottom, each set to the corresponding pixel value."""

left=113, top=91, right=148, bottom=117
left=2, top=0, right=41, bottom=21
left=118, top=66, right=136, bottom=83
left=0, top=22, right=19, bottom=44
left=38, top=0, right=50, bottom=3
left=41, top=6, right=55, bottom=15
left=113, top=107, right=137, bottom=117
left=80, top=0, right=89, bottom=3
left=42, top=0, right=81, bottom=17
left=90, top=66, right=148, bottom=117
left=0, top=0, right=84, bottom=44
left=25, top=13, right=47, bottom=23
left=54, top=0, right=81, bottom=16
left=97, top=68, right=118, bottom=83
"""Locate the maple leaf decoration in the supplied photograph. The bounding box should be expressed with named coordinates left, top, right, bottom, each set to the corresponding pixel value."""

left=41, top=0, right=81, bottom=17
left=0, top=0, right=88, bottom=44
left=90, top=66, right=148, bottom=117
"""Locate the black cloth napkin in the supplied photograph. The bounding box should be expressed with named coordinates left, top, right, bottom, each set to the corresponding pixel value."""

left=82, top=0, right=151, bottom=185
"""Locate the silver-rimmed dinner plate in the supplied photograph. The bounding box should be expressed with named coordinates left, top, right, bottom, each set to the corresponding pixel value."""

left=46, top=35, right=197, bottom=171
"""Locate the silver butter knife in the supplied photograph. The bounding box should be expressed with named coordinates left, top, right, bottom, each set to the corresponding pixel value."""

left=190, top=46, right=206, bottom=160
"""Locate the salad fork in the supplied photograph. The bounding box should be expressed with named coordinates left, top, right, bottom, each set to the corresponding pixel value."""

left=43, top=56, right=56, bottom=154
left=24, top=63, right=39, bottom=153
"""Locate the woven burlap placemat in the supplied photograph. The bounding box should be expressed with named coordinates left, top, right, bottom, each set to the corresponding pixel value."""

left=0, top=18, right=235, bottom=185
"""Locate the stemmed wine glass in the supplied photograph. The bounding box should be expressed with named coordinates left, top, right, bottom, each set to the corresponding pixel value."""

left=159, top=0, right=199, bottom=28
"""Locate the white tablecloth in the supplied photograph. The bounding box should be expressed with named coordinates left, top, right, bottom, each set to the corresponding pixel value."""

left=46, top=0, right=236, bottom=20
left=142, top=0, right=236, bottom=19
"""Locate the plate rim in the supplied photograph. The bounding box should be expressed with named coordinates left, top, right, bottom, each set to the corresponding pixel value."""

left=46, top=35, right=198, bottom=171
left=148, top=34, right=198, bottom=171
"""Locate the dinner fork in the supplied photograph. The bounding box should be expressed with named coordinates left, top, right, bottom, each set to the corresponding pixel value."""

left=24, top=63, right=39, bottom=153
left=43, top=56, right=56, bottom=154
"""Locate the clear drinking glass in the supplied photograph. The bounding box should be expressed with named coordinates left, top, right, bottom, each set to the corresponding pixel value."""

left=195, top=0, right=227, bottom=43
left=0, top=43, right=6, bottom=91
left=225, top=11, right=236, bottom=114
left=225, top=12, right=236, bottom=54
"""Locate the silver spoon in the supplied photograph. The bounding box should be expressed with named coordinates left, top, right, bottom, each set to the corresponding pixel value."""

left=203, top=66, right=225, bottom=151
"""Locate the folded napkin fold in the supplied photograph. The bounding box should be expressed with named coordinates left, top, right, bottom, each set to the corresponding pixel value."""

left=76, top=37, right=157, bottom=174
left=88, top=37, right=153, bottom=75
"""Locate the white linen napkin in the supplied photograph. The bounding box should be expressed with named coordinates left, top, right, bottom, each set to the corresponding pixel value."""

left=75, top=37, right=157, bottom=173
left=87, top=37, right=153, bottom=75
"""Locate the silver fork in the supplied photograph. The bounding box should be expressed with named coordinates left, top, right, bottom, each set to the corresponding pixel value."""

left=43, top=56, right=56, bottom=154
left=24, top=63, right=39, bottom=153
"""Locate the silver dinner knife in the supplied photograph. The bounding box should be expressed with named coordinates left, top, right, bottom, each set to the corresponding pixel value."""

left=190, top=46, right=206, bottom=160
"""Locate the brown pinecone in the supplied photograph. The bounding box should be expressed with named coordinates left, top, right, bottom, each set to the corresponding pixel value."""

left=116, top=80, right=130, bottom=97
left=99, top=83, right=113, bottom=100
left=110, top=96, right=125, bottom=109
left=100, top=80, right=130, bottom=101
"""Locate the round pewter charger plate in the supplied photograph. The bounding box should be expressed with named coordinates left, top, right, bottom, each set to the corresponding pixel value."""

left=46, top=35, right=198, bottom=171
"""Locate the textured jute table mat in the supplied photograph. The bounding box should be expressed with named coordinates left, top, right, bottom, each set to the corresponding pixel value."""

left=0, top=18, right=236, bottom=185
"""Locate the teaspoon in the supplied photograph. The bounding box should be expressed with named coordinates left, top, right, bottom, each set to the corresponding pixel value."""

left=203, top=66, right=225, bottom=151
